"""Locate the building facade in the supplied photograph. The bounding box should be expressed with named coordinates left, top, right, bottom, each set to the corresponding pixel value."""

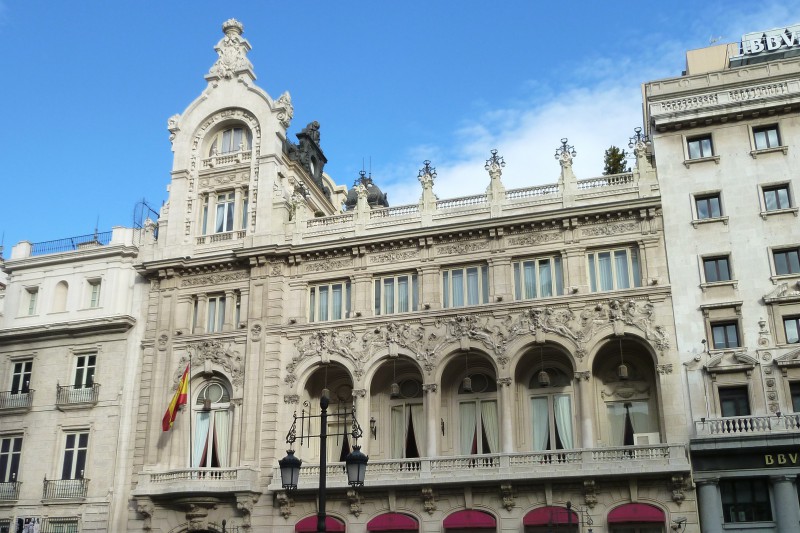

left=644, top=26, right=800, bottom=533
left=123, top=19, right=696, bottom=533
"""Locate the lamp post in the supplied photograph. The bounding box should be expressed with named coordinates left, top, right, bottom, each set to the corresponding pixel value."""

left=279, top=388, right=368, bottom=533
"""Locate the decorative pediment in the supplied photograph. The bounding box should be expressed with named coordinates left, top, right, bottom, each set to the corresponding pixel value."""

left=706, top=350, right=758, bottom=374
left=764, top=282, right=800, bottom=303
left=775, top=347, right=800, bottom=370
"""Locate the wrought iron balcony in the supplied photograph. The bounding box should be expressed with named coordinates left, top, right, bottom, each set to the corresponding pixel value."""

left=42, top=478, right=88, bottom=500
left=0, top=390, right=33, bottom=412
left=267, top=444, right=689, bottom=492
left=0, top=481, right=21, bottom=500
left=694, top=413, right=800, bottom=437
left=132, top=467, right=260, bottom=498
left=56, top=383, right=99, bottom=409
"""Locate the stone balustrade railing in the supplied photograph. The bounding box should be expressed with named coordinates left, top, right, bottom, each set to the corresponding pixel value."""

left=694, top=414, right=800, bottom=436
left=201, top=150, right=252, bottom=169
left=370, top=204, right=420, bottom=219
left=436, top=193, right=488, bottom=210
left=132, top=466, right=260, bottom=498
left=577, top=173, right=634, bottom=190
left=505, top=183, right=560, bottom=199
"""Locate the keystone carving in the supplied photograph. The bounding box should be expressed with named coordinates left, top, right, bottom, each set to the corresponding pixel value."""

left=347, top=489, right=362, bottom=517
left=136, top=499, right=154, bottom=530
left=173, top=340, right=244, bottom=390
left=421, top=487, right=436, bottom=515
left=500, top=484, right=515, bottom=511
left=276, top=491, right=293, bottom=519
left=237, top=494, right=258, bottom=528
left=583, top=479, right=598, bottom=508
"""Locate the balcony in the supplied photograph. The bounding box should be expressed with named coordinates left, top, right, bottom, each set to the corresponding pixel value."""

left=132, top=466, right=260, bottom=499
left=201, top=149, right=252, bottom=169
left=196, top=230, right=247, bottom=245
left=266, top=444, right=689, bottom=492
left=694, top=413, right=800, bottom=437
left=43, top=478, right=88, bottom=500
left=56, top=383, right=99, bottom=410
left=0, top=390, right=33, bottom=414
left=0, top=481, right=21, bottom=500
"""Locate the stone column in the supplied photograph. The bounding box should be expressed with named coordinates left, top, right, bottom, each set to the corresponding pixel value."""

left=234, top=187, right=244, bottom=231
left=498, top=377, right=514, bottom=453
left=208, top=191, right=218, bottom=234
left=696, top=478, right=724, bottom=533
left=772, top=475, right=800, bottom=533
left=423, top=384, right=439, bottom=456
left=575, top=372, right=594, bottom=448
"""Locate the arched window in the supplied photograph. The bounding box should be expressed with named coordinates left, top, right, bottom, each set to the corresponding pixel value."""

left=458, top=372, right=498, bottom=455
left=389, top=378, right=424, bottom=459
left=529, top=368, right=574, bottom=451
left=192, top=380, right=232, bottom=468
left=208, top=126, right=252, bottom=156
left=53, top=281, right=69, bottom=313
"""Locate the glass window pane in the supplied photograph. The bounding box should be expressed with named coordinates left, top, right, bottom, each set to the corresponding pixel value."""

left=614, top=250, right=630, bottom=289
left=775, top=252, right=789, bottom=275
left=397, top=276, right=408, bottom=313
left=513, top=263, right=521, bottom=300
left=524, top=261, right=536, bottom=299
left=466, top=268, right=479, bottom=305
left=374, top=282, right=381, bottom=316
left=790, top=251, right=800, bottom=273
left=443, top=271, right=450, bottom=308
left=481, top=266, right=489, bottom=304
left=701, top=137, right=712, bottom=156
left=412, top=275, right=418, bottom=311
left=332, top=284, right=343, bottom=320
left=318, top=286, right=329, bottom=321
left=696, top=198, right=709, bottom=219
left=588, top=254, right=597, bottom=292
left=598, top=252, right=613, bottom=291
left=785, top=318, right=799, bottom=344
left=384, top=278, right=395, bottom=314
left=554, top=257, right=563, bottom=296
left=765, top=190, right=777, bottom=211
left=688, top=140, right=700, bottom=159
left=452, top=270, right=464, bottom=307
left=754, top=130, right=767, bottom=149
left=539, top=260, right=552, bottom=297
left=709, top=196, right=721, bottom=217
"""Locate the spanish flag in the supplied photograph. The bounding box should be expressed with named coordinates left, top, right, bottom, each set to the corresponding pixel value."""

left=162, top=365, right=190, bottom=431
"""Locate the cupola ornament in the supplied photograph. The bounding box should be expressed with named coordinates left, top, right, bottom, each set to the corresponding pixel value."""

left=206, top=19, right=255, bottom=82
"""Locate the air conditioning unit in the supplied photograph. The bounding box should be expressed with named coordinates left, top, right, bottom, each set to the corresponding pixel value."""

left=633, top=432, right=661, bottom=445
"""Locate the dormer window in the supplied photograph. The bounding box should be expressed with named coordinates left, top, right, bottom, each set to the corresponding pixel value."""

left=209, top=126, right=252, bottom=156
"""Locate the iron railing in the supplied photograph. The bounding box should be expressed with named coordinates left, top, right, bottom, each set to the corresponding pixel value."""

left=0, top=390, right=33, bottom=410
left=31, top=231, right=112, bottom=256
left=40, top=519, right=80, bottom=533
left=56, top=383, right=99, bottom=406
left=43, top=478, right=88, bottom=499
left=0, top=481, right=21, bottom=500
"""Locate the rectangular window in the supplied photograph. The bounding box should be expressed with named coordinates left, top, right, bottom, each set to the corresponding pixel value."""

left=88, top=279, right=101, bottom=308
left=719, top=386, right=750, bottom=417
left=206, top=295, right=226, bottom=333
left=791, top=382, right=800, bottom=413
left=25, top=288, right=38, bottom=316
left=711, top=322, right=740, bottom=349
left=61, top=432, right=88, bottom=480
left=215, top=191, right=235, bottom=233
left=44, top=520, right=79, bottom=533
left=0, top=436, right=22, bottom=483
left=774, top=248, right=800, bottom=276
left=201, top=195, right=209, bottom=234
left=73, top=354, right=96, bottom=389
left=374, top=273, right=418, bottom=316
left=763, top=184, right=791, bottom=211
left=513, top=256, right=564, bottom=300
left=703, top=256, right=731, bottom=283
left=241, top=189, right=249, bottom=230
left=687, top=135, right=713, bottom=159
left=784, top=316, right=800, bottom=344
left=587, top=248, right=642, bottom=292
left=695, top=193, right=722, bottom=219
left=720, top=478, right=771, bottom=522
left=11, top=361, right=32, bottom=394
left=753, top=125, right=780, bottom=150
left=442, top=265, right=489, bottom=308
left=309, top=281, right=351, bottom=322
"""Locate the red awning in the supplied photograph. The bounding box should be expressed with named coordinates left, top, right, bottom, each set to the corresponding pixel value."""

left=608, top=504, right=665, bottom=523
left=523, top=507, right=580, bottom=526
left=296, top=516, right=346, bottom=532
left=367, top=513, right=419, bottom=531
left=443, top=510, right=497, bottom=529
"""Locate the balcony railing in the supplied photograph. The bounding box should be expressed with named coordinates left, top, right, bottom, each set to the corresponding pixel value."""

left=132, top=466, right=260, bottom=498
left=695, top=413, right=800, bottom=437
left=0, top=390, right=33, bottom=411
left=56, top=383, right=99, bottom=408
left=30, top=231, right=112, bottom=256
left=201, top=149, right=252, bottom=169
left=267, top=444, right=688, bottom=491
left=43, top=478, right=88, bottom=500
left=0, top=481, right=21, bottom=500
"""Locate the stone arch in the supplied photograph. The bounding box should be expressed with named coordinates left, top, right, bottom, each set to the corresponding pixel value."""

left=189, top=107, right=262, bottom=173
left=434, top=346, right=498, bottom=387
left=361, top=349, right=426, bottom=388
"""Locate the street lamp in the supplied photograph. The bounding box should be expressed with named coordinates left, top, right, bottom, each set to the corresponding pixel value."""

left=279, top=388, right=368, bottom=532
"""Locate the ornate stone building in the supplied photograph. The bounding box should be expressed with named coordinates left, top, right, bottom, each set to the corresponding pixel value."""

left=644, top=25, right=800, bottom=533
left=124, top=19, right=696, bottom=533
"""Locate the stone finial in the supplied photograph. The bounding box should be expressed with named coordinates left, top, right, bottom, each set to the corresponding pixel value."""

left=276, top=91, right=294, bottom=129
left=555, top=138, right=576, bottom=168
left=418, top=160, right=437, bottom=189
left=206, top=18, right=255, bottom=82
left=628, top=127, right=651, bottom=159
left=484, top=149, right=505, bottom=177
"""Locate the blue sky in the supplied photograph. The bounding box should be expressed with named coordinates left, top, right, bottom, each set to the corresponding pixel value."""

left=0, top=1, right=794, bottom=257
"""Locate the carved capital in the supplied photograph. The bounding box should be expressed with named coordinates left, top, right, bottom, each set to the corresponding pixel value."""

left=352, top=388, right=367, bottom=398
left=422, top=383, right=438, bottom=393
left=284, top=394, right=300, bottom=404
left=497, top=377, right=512, bottom=387
left=574, top=371, right=591, bottom=382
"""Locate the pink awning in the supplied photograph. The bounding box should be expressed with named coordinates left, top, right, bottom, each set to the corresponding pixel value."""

left=523, top=507, right=580, bottom=526
left=296, top=516, right=346, bottom=532
left=443, top=510, right=496, bottom=529
left=608, top=503, right=665, bottom=523
left=367, top=513, right=419, bottom=531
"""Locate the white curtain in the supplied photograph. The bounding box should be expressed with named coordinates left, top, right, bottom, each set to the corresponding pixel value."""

left=524, top=262, right=536, bottom=299
left=480, top=401, right=499, bottom=454
left=598, top=252, right=613, bottom=291
left=614, top=250, right=630, bottom=289
left=318, top=287, right=329, bottom=321
left=539, top=260, right=552, bottom=297
left=459, top=402, right=477, bottom=454
left=554, top=395, right=574, bottom=449
left=588, top=255, right=597, bottom=292
left=630, top=249, right=642, bottom=287
left=207, top=299, right=217, bottom=332
left=410, top=404, right=426, bottom=456
left=391, top=406, right=405, bottom=458
left=531, top=397, right=550, bottom=451
left=554, top=257, right=564, bottom=295
left=629, top=401, right=655, bottom=434
left=607, top=403, right=625, bottom=446
left=332, top=284, right=343, bottom=320
left=452, top=270, right=464, bottom=307
left=397, top=276, right=408, bottom=313
left=385, top=278, right=396, bottom=314
left=213, top=411, right=230, bottom=467
left=215, top=201, right=225, bottom=233
left=193, top=412, right=211, bottom=467
left=467, top=268, right=479, bottom=305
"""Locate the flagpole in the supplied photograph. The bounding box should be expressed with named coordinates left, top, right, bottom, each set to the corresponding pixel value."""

left=188, top=356, right=193, bottom=470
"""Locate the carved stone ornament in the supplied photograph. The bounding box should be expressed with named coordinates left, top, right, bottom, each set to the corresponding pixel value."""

left=275, top=91, right=294, bottom=129
left=182, top=269, right=249, bottom=288
left=581, top=221, right=639, bottom=237
left=158, top=333, right=169, bottom=351
left=583, top=479, right=598, bottom=508
left=284, top=394, right=300, bottom=404
left=206, top=19, right=255, bottom=81
left=305, top=258, right=351, bottom=273
left=173, top=340, right=244, bottom=389
left=270, top=262, right=284, bottom=276
left=237, top=494, right=258, bottom=528
left=185, top=503, right=210, bottom=531
left=250, top=323, right=263, bottom=341
left=347, top=489, right=362, bottom=517
left=656, top=363, right=673, bottom=375
left=370, top=250, right=419, bottom=264
left=421, top=486, right=436, bottom=515
left=137, top=499, right=154, bottom=530
left=500, top=484, right=515, bottom=511
left=437, top=241, right=489, bottom=256
left=288, top=299, right=671, bottom=384
left=671, top=475, right=687, bottom=505
left=167, top=114, right=180, bottom=144
left=277, top=491, right=293, bottom=519
left=507, top=231, right=561, bottom=247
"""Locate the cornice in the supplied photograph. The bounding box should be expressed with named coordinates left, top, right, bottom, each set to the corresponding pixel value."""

left=3, top=245, right=139, bottom=274
left=0, top=315, right=136, bottom=343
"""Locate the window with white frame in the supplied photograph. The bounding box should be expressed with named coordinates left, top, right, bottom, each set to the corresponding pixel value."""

left=309, top=281, right=351, bottom=322
left=514, top=256, right=564, bottom=300
left=695, top=193, right=722, bottom=220
left=687, top=135, right=713, bottom=159
left=784, top=316, right=800, bottom=344
left=208, top=126, right=252, bottom=156
left=215, top=191, right=235, bottom=233
left=206, top=294, right=226, bottom=333
left=529, top=368, right=574, bottom=450
left=711, top=321, right=740, bottom=349
left=587, top=248, right=642, bottom=292
left=442, top=265, right=489, bottom=308
left=703, top=256, right=732, bottom=283
left=0, top=436, right=22, bottom=484
left=763, top=184, right=792, bottom=211
left=87, top=279, right=101, bottom=308
left=61, top=432, right=88, bottom=480
left=457, top=373, right=498, bottom=455
left=200, top=190, right=248, bottom=236
left=753, top=125, right=780, bottom=150
left=193, top=381, right=232, bottom=468
left=73, top=353, right=96, bottom=390
left=10, top=360, right=32, bottom=394
left=374, top=273, right=418, bottom=315
left=24, top=287, right=38, bottom=316
left=773, top=248, right=800, bottom=276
